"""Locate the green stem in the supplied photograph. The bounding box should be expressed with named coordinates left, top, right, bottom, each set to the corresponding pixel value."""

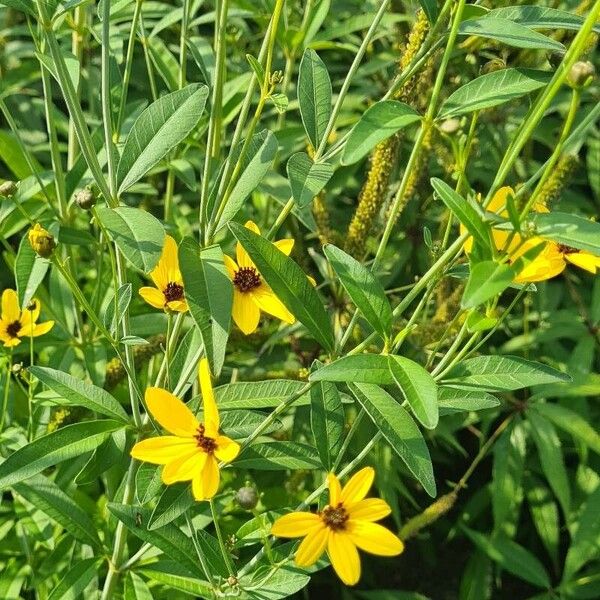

left=0, top=351, right=13, bottom=433
left=179, top=0, right=191, bottom=88
left=210, top=499, right=236, bottom=576
left=184, top=512, right=216, bottom=589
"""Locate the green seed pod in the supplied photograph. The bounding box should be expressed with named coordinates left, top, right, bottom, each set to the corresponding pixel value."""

left=0, top=180, right=18, bottom=197
left=236, top=486, right=258, bottom=509
left=75, top=187, right=97, bottom=209
left=568, top=61, right=595, bottom=88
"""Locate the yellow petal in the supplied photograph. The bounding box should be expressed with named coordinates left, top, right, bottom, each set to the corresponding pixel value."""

left=251, top=287, right=295, bottom=324
left=139, top=286, right=166, bottom=310
left=271, top=512, right=322, bottom=538
left=244, top=220, right=261, bottom=235
left=346, top=520, right=404, bottom=556
left=192, top=455, right=220, bottom=500
left=295, top=524, right=329, bottom=567
left=149, top=237, right=172, bottom=290
left=236, top=221, right=260, bottom=268
left=131, top=436, right=198, bottom=464
left=1, top=289, right=20, bottom=322
left=232, top=291, right=260, bottom=334
left=274, top=239, right=294, bottom=256
left=341, top=467, right=375, bottom=505
left=163, top=235, right=183, bottom=283
left=166, top=299, right=188, bottom=313
left=214, top=436, right=240, bottom=463
left=487, top=186, right=513, bottom=215
left=199, top=358, right=219, bottom=436
left=3, top=336, right=21, bottom=348
left=328, top=473, right=342, bottom=506
left=347, top=498, right=391, bottom=522
left=566, top=251, right=600, bottom=274
left=21, top=320, right=54, bottom=338
left=327, top=532, right=361, bottom=586
left=19, top=299, right=40, bottom=325
left=146, top=387, right=199, bottom=436
left=162, top=450, right=206, bottom=484
left=223, top=255, right=238, bottom=280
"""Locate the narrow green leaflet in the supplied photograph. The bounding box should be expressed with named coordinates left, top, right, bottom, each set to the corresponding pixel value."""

left=461, top=261, right=515, bottom=309
left=124, top=572, right=154, bottom=600
left=117, top=83, right=208, bottom=193
left=533, top=212, right=600, bottom=255
left=148, top=484, right=194, bottom=530
left=310, top=379, right=344, bottom=470
left=309, top=354, right=394, bottom=385
left=215, top=380, right=310, bottom=409
left=29, top=366, right=129, bottom=423
left=215, top=130, right=278, bottom=231
left=324, top=244, right=392, bottom=340
left=0, top=420, right=123, bottom=488
left=342, top=100, right=420, bottom=165
left=103, top=283, right=132, bottom=336
left=431, top=178, right=490, bottom=252
left=388, top=355, right=438, bottom=430
left=441, top=355, right=570, bottom=390
left=13, top=475, right=101, bottom=548
left=298, top=49, right=332, bottom=150
left=0, top=1, right=35, bottom=16
left=15, top=235, right=49, bottom=309
left=287, top=152, right=333, bottom=208
left=95, top=206, right=165, bottom=273
left=350, top=383, right=436, bottom=497
left=459, top=17, right=564, bottom=51
left=179, top=239, right=232, bottom=376
left=235, top=441, right=321, bottom=470
left=438, top=387, right=500, bottom=415
left=418, top=0, right=439, bottom=23
left=526, top=479, right=560, bottom=571
left=439, top=69, right=552, bottom=119
left=47, top=558, right=101, bottom=600
left=488, top=6, right=600, bottom=33
left=137, top=562, right=213, bottom=597
left=230, top=223, right=334, bottom=352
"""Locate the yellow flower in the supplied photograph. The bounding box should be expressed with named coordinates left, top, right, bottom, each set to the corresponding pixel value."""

left=224, top=220, right=295, bottom=335
left=130, top=358, right=240, bottom=501
left=139, top=235, right=188, bottom=313
left=271, top=467, right=404, bottom=586
left=28, top=223, right=56, bottom=258
left=0, top=289, right=54, bottom=348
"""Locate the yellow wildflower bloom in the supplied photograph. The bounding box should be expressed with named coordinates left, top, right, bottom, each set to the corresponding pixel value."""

left=139, top=235, right=188, bottom=313
left=0, top=289, right=54, bottom=348
left=224, top=220, right=295, bottom=335
left=271, top=467, right=404, bottom=586
left=130, top=358, right=240, bottom=501
left=28, top=223, right=56, bottom=258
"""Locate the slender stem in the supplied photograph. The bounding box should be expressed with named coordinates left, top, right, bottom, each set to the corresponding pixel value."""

left=210, top=499, right=236, bottom=576
left=68, top=5, right=86, bottom=169
left=179, top=0, right=191, bottom=88
left=184, top=512, right=216, bottom=588
left=1, top=352, right=13, bottom=433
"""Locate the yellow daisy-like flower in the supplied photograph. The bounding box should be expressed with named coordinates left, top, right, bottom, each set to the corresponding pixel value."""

left=271, top=467, right=404, bottom=586
left=139, top=235, right=188, bottom=313
left=130, top=358, right=240, bottom=501
left=224, top=220, right=295, bottom=335
left=28, top=223, right=56, bottom=258
left=0, top=289, right=54, bottom=348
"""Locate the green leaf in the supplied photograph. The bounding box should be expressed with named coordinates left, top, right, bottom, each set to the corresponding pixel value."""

left=418, top=0, right=439, bottom=23
left=459, top=17, right=564, bottom=51
left=137, top=562, right=212, bottom=598
left=324, top=244, right=393, bottom=340
left=215, top=380, right=310, bottom=409
left=310, top=378, right=344, bottom=470
left=13, top=475, right=101, bottom=548
left=287, top=152, right=333, bottom=208
left=438, top=68, right=552, bottom=119
left=47, top=558, right=101, bottom=600
left=221, top=410, right=282, bottom=439
left=238, top=565, right=311, bottom=599
left=0, top=420, right=122, bottom=488
left=0, top=0, right=35, bottom=17
left=136, top=463, right=164, bottom=505
left=117, top=83, right=208, bottom=193
left=15, top=236, right=49, bottom=309
left=124, top=572, right=154, bottom=600
left=488, top=6, right=600, bottom=33
left=342, top=100, right=420, bottom=165
left=442, top=355, right=570, bottom=391
left=526, top=409, right=570, bottom=516
left=309, top=354, right=394, bottom=385
left=532, top=212, right=600, bottom=255
left=526, top=479, right=560, bottom=571
left=298, top=49, right=332, bottom=149
left=438, top=387, right=500, bottom=415
left=350, top=383, right=436, bottom=497
left=462, top=261, right=515, bottom=309
left=95, top=206, right=165, bottom=273
left=235, top=441, right=321, bottom=470
left=148, top=484, right=194, bottom=530
left=229, top=222, right=334, bottom=352
left=103, top=283, right=132, bottom=336
left=388, top=355, right=438, bottom=430
left=215, top=130, right=278, bottom=232
left=245, top=54, right=265, bottom=87
left=179, top=239, right=232, bottom=376
left=533, top=403, right=600, bottom=455
left=29, top=366, right=129, bottom=423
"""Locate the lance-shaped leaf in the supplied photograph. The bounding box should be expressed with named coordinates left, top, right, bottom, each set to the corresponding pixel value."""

left=47, top=558, right=102, bottom=600
left=461, top=260, right=516, bottom=309
left=309, top=354, right=393, bottom=385
left=287, top=152, right=333, bottom=208
left=310, top=376, right=344, bottom=470
left=15, top=235, right=49, bottom=309
left=532, top=212, right=600, bottom=255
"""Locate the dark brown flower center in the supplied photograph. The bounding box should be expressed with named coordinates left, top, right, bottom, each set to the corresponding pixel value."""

left=194, top=424, right=217, bottom=454
left=557, top=244, right=578, bottom=255
left=321, top=503, right=349, bottom=531
left=163, top=281, right=184, bottom=302
left=233, top=267, right=261, bottom=292
left=6, top=320, right=21, bottom=338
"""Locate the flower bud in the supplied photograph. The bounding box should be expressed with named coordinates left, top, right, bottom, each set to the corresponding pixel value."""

left=568, top=61, right=595, bottom=88
left=0, top=180, right=17, bottom=197
left=235, top=486, right=258, bottom=510
left=74, top=187, right=97, bottom=210
left=28, top=223, right=56, bottom=258
left=11, top=362, right=23, bottom=375
left=439, top=118, right=461, bottom=135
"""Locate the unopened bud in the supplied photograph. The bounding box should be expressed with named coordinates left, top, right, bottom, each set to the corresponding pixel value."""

left=439, top=118, right=461, bottom=135
left=0, top=180, right=17, bottom=197
left=227, top=576, right=238, bottom=587
left=74, top=187, right=96, bottom=210
left=568, top=61, right=595, bottom=88
left=11, top=362, right=23, bottom=375
left=28, top=223, right=56, bottom=258
left=481, top=58, right=505, bottom=74
left=235, top=486, right=258, bottom=510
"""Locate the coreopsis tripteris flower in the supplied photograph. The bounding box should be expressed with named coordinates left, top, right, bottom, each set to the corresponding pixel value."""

left=223, top=220, right=295, bottom=334
left=271, top=467, right=404, bottom=586
left=130, top=358, right=240, bottom=500
left=139, top=235, right=188, bottom=313
left=0, top=289, right=54, bottom=348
